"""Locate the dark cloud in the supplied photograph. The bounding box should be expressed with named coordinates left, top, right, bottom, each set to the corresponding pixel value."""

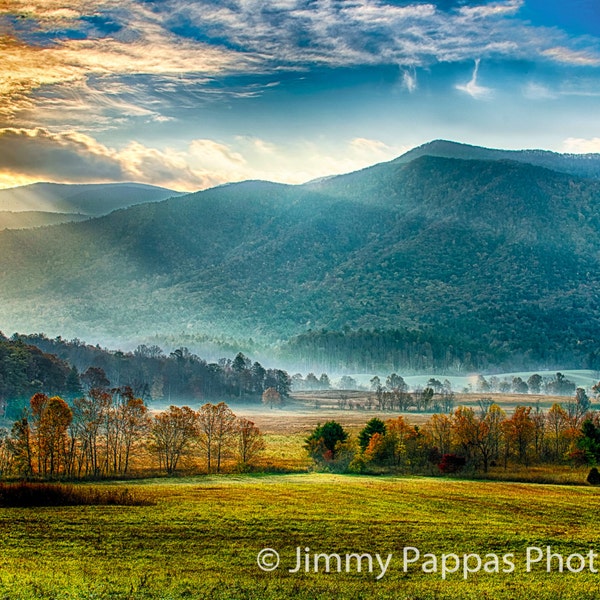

left=0, top=128, right=126, bottom=181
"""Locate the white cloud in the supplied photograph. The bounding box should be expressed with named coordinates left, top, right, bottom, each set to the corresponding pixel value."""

left=458, top=0, right=523, bottom=19
left=455, top=58, right=494, bottom=99
left=562, top=137, right=600, bottom=154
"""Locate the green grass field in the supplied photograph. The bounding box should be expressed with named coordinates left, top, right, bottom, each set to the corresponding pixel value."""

left=1, top=474, right=600, bottom=599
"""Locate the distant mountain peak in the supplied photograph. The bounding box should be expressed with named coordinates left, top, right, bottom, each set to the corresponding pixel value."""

left=394, top=139, right=600, bottom=179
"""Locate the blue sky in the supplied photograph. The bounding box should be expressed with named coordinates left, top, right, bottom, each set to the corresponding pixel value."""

left=0, top=0, right=599, bottom=190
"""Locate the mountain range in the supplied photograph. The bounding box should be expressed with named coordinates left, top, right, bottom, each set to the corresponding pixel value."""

left=1, top=140, right=599, bottom=372
left=0, top=182, right=181, bottom=229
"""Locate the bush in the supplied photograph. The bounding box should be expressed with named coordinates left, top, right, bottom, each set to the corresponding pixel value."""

left=587, top=467, right=600, bottom=485
left=438, top=454, right=466, bottom=474
left=0, top=482, right=150, bottom=507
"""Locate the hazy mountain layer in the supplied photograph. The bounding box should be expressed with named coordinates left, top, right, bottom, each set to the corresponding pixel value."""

left=0, top=182, right=182, bottom=216
left=1, top=142, right=600, bottom=369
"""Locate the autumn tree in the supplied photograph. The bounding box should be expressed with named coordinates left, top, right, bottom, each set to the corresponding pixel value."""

left=213, top=402, right=236, bottom=473
left=236, top=418, right=265, bottom=469
left=70, top=388, right=112, bottom=477
left=451, top=404, right=505, bottom=472
left=150, top=405, right=198, bottom=475
left=383, top=416, right=414, bottom=467
left=503, top=406, right=535, bottom=466
left=423, top=413, right=453, bottom=456
left=108, top=387, right=149, bottom=475
left=7, top=417, right=32, bottom=477
left=0, top=428, right=12, bottom=477
left=30, top=393, right=73, bottom=477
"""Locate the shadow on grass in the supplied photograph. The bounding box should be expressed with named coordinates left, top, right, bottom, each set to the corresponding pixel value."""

left=0, top=482, right=153, bottom=507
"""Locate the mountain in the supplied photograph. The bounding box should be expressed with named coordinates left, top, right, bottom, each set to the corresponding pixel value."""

left=0, top=182, right=183, bottom=217
left=0, top=211, right=89, bottom=230
left=1, top=143, right=600, bottom=371
left=393, top=139, right=600, bottom=179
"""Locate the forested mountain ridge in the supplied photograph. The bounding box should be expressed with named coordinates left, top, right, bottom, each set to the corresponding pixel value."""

left=1, top=144, right=600, bottom=371
left=394, top=139, right=600, bottom=179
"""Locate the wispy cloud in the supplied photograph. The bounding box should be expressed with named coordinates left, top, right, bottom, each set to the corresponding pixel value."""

left=2, top=0, right=599, bottom=126
left=455, top=59, right=493, bottom=99
left=522, top=82, right=557, bottom=100
left=542, top=47, right=600, bottom=67
left=402, top=67, right=418, bottom=93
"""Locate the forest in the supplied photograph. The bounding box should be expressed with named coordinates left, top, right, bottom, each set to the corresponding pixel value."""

left=0, top=333, right=291, bottom=419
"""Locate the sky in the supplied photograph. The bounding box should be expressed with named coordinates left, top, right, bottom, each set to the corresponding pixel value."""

left=0, top=0, right=599, bottom=191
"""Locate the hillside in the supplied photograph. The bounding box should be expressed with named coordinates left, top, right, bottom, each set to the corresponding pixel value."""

left=1, top=145, right=600, bottom=371
left=0, top=182, right=182, bottom=217
left=394, top=139, right=600, bottom=179
left=0, top=211, right=88, bottom=230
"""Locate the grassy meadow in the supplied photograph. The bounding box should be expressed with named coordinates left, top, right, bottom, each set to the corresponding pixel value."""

left=1, top=474, right=600, bottom=599
left=2, top=394, right=600, bottom=599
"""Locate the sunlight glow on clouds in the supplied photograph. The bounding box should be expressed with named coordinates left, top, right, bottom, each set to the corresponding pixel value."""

left=0, top=0, right=598, bottom=187
left=0, top=127, right=405, bottom=191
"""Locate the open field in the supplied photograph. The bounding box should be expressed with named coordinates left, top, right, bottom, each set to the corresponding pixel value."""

left=1, top=474, right=600, bottom=599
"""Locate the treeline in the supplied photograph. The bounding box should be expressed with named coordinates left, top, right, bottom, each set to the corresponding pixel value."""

left=0, top=390, right=264, bottom=479
left=306, top=394, right=599, bottom=475
left=0, top=335, right=81, bottom=414
left=281, top=328, right=492, bottom=373
left=281, top=324, right=600, bottom=374
left=472, top=372, right=579, bottom=396
left=4, top=334, right=291, bottom=410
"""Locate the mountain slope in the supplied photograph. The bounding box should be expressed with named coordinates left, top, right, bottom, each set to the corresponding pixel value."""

left=0, top=211, right=89, bottom=230
left=394, top=139, right=600, bottom=179
left=0, top=182, right=183, bottom=216
left=1, top=148, right=600, bottom=370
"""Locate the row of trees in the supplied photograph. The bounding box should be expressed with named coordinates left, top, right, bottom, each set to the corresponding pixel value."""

left=306, top=395, right=599, bottom=475
left=473, top=372, right=579, bottom=396
left=0, top=390, right=265, bottom=479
